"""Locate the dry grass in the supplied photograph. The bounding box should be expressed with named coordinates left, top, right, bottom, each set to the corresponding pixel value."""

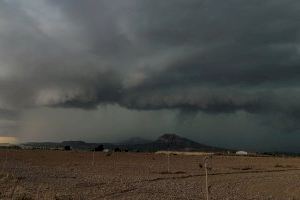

left=1, top=150, right=300, bottom=199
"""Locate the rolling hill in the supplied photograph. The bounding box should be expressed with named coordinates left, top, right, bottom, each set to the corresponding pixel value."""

left=23, top=134, right=227, bottom=152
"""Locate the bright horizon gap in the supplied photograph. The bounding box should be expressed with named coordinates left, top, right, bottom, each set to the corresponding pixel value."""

left=0, top=136, right=18, bottom=144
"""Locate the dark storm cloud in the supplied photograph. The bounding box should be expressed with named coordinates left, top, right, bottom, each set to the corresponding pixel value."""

left=53, top=71, right=123, bottom=109
left=1, top=0, right=300, bottom=131
left=0, top=109, right=18, bottom=120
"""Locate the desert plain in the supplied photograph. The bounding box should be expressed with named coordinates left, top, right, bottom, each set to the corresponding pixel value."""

left=1, top=150, right=300, bottom=200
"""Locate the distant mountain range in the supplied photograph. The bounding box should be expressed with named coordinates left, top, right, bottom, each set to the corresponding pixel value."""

left=121, top=134, right=226, bottom=152
left=22, top=134, right=227, bottom=152
left=120, top=137, right=152, bottom=145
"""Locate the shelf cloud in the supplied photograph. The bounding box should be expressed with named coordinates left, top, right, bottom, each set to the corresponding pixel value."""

left=1, top=0, right=300, bottom=151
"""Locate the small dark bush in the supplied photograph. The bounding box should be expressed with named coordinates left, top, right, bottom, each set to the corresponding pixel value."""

left=64, top=146, right=71, bottom=151
left=114, top=147, right=121, bottom=152
left=274, top=164, right=294, bottom=168
left=95, top=145, right=104, bottom=152
left=241, top=167, right=252, bottom=170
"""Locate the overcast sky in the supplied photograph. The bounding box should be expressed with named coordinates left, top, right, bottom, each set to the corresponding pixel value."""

left=1, top=0, right=300, bottom=152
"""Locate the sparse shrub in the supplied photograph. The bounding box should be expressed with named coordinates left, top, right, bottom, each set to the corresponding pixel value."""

left=274, top=164, right=294, bottom=168
left=275, top=164, right=284, bottom=168
left=64, top=146, right=71, bottom=151
left=94, top=145, right=104, bottom=152
left=105, top=151, right=112, bottom=156
left=241, top=167, right=252, bottom=170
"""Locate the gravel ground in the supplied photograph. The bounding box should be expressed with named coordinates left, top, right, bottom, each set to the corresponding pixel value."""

left=1, top=150, right=300, bottom=199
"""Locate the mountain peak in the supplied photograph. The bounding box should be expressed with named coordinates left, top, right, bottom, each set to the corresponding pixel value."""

left=157, top=134, right=183, bottom=143
left=156, top=134, right=198, bottom=147
left=154, top=134, right=223, bottom=151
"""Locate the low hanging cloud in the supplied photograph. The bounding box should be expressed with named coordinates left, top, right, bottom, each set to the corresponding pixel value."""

left=1, top=0, right=300, bottom=139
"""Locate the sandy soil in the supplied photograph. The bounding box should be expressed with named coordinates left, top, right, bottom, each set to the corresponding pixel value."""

left=1, top=150, right=300, bottom=200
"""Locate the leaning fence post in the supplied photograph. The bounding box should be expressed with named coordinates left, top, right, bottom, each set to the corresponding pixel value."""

left=202, top=155, right=212, bottom=200
left=205, top=161, right=209, bottom=200
left=92, top=149, right=95, bottom=166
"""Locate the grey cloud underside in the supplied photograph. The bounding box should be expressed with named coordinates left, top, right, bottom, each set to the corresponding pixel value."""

left=1, top=0, right=300, bottom=120
left=0, top=109, right=18, bottom=120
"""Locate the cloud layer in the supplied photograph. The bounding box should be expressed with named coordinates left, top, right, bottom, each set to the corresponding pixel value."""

left=1, top=0, right=300, bottom=149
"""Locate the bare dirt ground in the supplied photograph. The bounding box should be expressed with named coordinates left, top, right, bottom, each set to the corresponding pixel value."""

left=1, top=150, right=300, bottom=200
